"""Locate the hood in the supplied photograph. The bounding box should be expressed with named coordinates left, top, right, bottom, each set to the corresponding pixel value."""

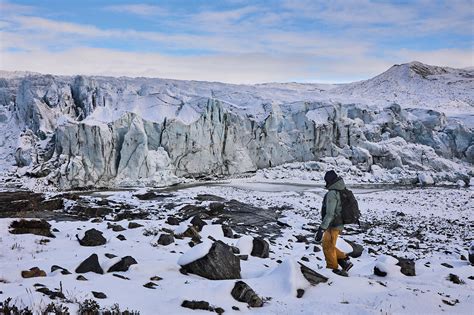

left=327, top=178, right=346, bottom=191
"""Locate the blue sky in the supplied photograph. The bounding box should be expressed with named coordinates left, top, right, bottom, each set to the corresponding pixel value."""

left=0, top=0, right=473, bottom=83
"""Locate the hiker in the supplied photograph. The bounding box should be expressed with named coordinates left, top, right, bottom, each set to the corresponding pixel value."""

left=315, top=170, right=355, bottom=276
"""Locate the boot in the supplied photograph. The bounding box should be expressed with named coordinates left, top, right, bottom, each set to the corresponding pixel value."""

left=338, top=257, right=353, bottom=272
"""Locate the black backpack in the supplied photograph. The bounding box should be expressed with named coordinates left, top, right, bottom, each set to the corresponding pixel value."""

left=321, top=188, right=360, bottom=225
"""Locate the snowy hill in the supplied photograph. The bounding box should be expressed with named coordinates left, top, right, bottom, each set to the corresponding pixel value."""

left=0, top=62, right=472, bottom=189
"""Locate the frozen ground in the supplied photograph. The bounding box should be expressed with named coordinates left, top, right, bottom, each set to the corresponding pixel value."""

left=0, top=180, right=473, bottom=314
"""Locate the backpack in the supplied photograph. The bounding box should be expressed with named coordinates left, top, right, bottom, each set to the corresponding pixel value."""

left=321, top=188, right=360, bottom=225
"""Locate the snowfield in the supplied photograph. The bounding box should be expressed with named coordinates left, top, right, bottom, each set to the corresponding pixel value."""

left=0, top=181, right=472, bottom=314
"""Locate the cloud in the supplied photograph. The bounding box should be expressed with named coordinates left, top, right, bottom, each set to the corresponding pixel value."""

left=104, top=4, right=168, bottom=17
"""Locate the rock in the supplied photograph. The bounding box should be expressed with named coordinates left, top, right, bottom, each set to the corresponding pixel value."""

left=116, top=234, right=126, bottom=241
left=181, top=300, right=211, bottom=311
left=113, top=273, right=130, bottom=280
left=374, top=266, right=387, bottom=277
left=143, top=282, right=158, bottom=289
left=209, top=202, right=225, bottom=214
left=447, top=273, right=464, bottom=284
left=92, top=291, right=107, bottom=299
left=150, top=276, right=163, bottom=281
left=195, top=194, right=226, bottom=202
left=232, top=306, right=239, bottom=311
left=75, top=254, right=104, bottom=274
left=190, top=215, right=207, bottom=231
left=231, top=281, right=263, bottom=307
left=107, top=256, right=138, bottom=272
left=295, top=235, right=309, bottom=243
left=238, top=255, right=248, bottom=261
left=166, top=216, right=180, bottom=225
left=9, top=219, right=55, bottom=238
left=181, top=241, right=241, bottom=280
left=51, top=265, right=71, bottom=275
left=128, top=222, right=143, bottom=229
left=396, top=258, right=416, bottom=276
left=180, top=226, right=201, bottom=240
left=134, top=192, right=159, bottom=200
left=313, top=245, right=321, bottom=253
left=157, top=234, right=175, bottom=246
left=298, top=262, right=328, bottom=285
left=104, top=253, right=117, bottom=259
left=21, top=267, right=46, bottom=278
left=215, top=307, right=225, bottom=314
left=469, top=242, right=474, bottom=265
left=221, top=225, right=234, bottom=238
left=107, top=222, right=126, bottom=232
left=276, top=220, right=291, bottom=227
left=77, top=228, right=106, bottom=246
left=441, top=262, right=453, bottom=269
left=36, top=287, right=65, bottom=299
left=296, top=289, right=305, bottom=298
left=251, top=237, right=269, bottom=258
left=76, top=275, right=87, bottom=281
left=345, top=240, right=364, bottom=258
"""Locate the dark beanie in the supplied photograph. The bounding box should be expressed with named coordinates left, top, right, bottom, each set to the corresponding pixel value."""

left=324, top=170, right=338, bottom=185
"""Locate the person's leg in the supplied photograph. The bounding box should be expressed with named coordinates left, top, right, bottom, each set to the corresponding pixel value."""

left=322, top=228, right=338, bottom=269
left=335, top=247, right=346, bottom=260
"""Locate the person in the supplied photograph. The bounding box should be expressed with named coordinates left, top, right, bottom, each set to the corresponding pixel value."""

left=315, top=170, right=353, bottom=276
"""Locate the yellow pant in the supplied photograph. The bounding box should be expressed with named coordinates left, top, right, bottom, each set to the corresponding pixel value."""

left=322, top=228, right=347, bottom=269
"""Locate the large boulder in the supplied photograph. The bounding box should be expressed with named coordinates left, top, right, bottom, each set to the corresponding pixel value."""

left=396, top=257, right=416, bottom=276
left=179, top=241, right=241, bottom=280
left=77, top=228, right=106, bottom=246
left=107, top=256, right=137, bottom=272
left=345, top=240, right=364, bottom=258
left=75, top=254, right=104, bottom=274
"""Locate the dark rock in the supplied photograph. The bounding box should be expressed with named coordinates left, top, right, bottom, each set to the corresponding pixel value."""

left=75, top=254, right=104, bottom=274
left=128, top=222, right=143, bottom=229
left=91, top=218, right=102, bottom=223
left=231, top=246, right=240, bottom=254
left=76, top=275, right=87, bottom=281
left=468, top=276, right=474, bottom=280
left=232, top=306, right=239, bottom=311
left=181, top=241, right=241, bottom=280
left=460, top=255, right=466, bottom=261
left=301, top=257, right=309, bottom=262
left=238, top=255, right=248, bottom=261
left=374, top=266, right=387, bottom=277
left=190, top=215, right=207, bottom=231
left=313, top=245, right=321, bottom=253
left=134, top=192, right=159, bottom=200
left=107, top=256, right=137, bottom=272
left=97, top=199, right=109, bottom=206
left=221, top=225, right=234, bottom=238
left=21, top=267, right=46, bottom=278
left=181, top=226, right=201, bottom=240
left=92, top=291, right=107, bottom=299
left=9, top=219, right=55, bottom=238
left=116, top=234, right=126, bottom=241
left=77, top=228, right=106, bottom=246
left=276, top=220, right=291, bottom=227
left=298, top=262, right=328, bottom=285
left=469, top=253, right=474, bottom=265
left=36, top=287, right=65, bottom=299
left=143, top=282, right=158, bottom=289
left=166, top=216, right=180, bottom=225
left=296, top=289, right=305, bottom=298
left=51, top=265, right=71, bottom=275
left=345, top=240, right=364, bottom=258
left=195, top=194, right=226, bottom=202
left=396, top=258, right=416, bottom=276
left=107, top=222, right=126, bottom=232
left=295, top=235, right=308, bottom=243
left=209, top=202, right=225, bottom=214
left=231, top=281, right=263, bottom=307
left=251, top=237, right=269, bottom=258
left=113, top=273, right=130, bottom=280
left=447, top=273, right=464, bottom=284
left=179, top=268, right=188, bottom=275
left=441, top=262, right=453, bottom=269
left=104, top=253, right=117, bottom=259
left=276, top=259, right=282, bottom=264
left=150, top=276, right=163, bottom=281
left=215, top=307, right=225, bottom=314
left=181, top=300, right=211, bottom=311
left=158, top=234, right=175, bottom=246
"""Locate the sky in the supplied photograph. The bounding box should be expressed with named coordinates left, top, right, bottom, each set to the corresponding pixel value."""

left=0, top=0, right=473, bottom=84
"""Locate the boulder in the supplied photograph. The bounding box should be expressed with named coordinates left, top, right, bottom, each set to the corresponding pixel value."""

left=345, top=240, right=364, bottom=258
left=231, top=281, right=263, bottom=307
left=128, top=222, right=143, bottom=229
left=107, top=223, right=126, bottom=232
left=469, top=242, right=474, bottom=265
left=374, top=266, right=387, bottom=277
left=77, top=228, right=106, bottom=246
left=92, top=291, right=107, bottom=299
left=298, top=262, right=328, bottom=285
left=396, top=258, right=416, bottom=276
left=75, top=254, right=104, bottom=274
left=181, top=300, right=212, bottom=311
left=116, top=234, right=126, bottom=241
left=158, top=234, right=175, bottom=246
left=51, top=265, right=71, bottom=275
left=221, top=225, right=234, bottom=238
left=251, top=237, right=269, bottom=258
left=9, top=219, right=55, bottom=238
left=21, top=267, right=46, bottom=278
left=107, top=256, right=138, bottom=273
left=180, top=241, right=241, bottom=280
left=190, top=215, right=207, bottom=232
left=166, top=216, right=180, bottom=225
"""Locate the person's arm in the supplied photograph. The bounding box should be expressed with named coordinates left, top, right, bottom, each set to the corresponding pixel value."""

left=320, top=190, right=337, bottom=229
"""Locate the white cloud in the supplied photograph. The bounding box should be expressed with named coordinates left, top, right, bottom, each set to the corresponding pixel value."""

left=104, top=4, right=168, bottom=17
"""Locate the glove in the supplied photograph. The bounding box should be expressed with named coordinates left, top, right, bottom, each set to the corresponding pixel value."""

left=315, top=227, right=324, bottom=243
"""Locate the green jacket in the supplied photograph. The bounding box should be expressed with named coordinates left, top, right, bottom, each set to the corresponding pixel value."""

left=321, top=178, right=345, bottom=230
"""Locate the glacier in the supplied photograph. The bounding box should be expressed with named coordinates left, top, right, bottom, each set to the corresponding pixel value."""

left=0, top=61, right=472, bottom=189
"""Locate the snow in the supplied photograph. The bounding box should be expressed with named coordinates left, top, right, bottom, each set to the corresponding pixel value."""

left=177, top=241, right=213, bottom=266
left=236, top=235, right=254, bottom=255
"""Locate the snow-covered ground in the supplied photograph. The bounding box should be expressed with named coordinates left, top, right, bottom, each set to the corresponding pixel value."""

left=1, top=180, right=472, bottom=314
